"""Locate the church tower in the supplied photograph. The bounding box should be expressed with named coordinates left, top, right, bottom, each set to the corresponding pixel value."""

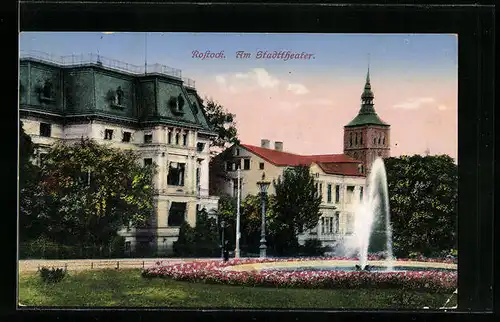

left=343, top=67, right=390, bottom=175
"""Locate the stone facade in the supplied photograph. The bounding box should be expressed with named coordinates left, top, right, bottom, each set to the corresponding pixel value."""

left=19, top=52, right=219, bottom=255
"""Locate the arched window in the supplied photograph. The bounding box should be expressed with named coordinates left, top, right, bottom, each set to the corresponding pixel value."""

left=360, top=133, right=363, bottom=145
left=382, top=136, right=386, bottom=145
left=349, top=133, right=353, bottom=147
left=378, top=135, right=381, bottom=145
left=373, top=137, right=376, bottom=145
left=355, top=133, right=358, bottom=145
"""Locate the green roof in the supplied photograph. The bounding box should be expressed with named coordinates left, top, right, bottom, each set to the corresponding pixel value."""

left=345, top=111, right=389, bottom=127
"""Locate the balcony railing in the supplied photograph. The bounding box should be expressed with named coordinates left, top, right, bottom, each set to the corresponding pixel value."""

left=19, top=50, right=192, bottom=84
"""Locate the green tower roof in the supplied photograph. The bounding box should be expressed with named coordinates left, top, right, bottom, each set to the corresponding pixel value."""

left=345, top=68, right=389, bottom=128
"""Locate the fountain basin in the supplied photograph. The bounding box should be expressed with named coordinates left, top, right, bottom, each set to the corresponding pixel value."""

left=223, top=259, right=457, bottom=272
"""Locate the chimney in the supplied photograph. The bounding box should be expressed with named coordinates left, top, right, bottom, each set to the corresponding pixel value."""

left=274, top=141, right=283, bottom=151
left=261, top=139, right=270, bottom=149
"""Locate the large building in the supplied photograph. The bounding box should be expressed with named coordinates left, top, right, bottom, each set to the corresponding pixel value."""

left=19, top=51, right=219, bottom=254
left=210, top=68, right=390, bottom=248
left=210, top=140, right=366, bottom=247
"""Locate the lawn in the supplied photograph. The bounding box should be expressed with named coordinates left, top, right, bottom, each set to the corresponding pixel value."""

left=18, top=269, right=456, bottom=309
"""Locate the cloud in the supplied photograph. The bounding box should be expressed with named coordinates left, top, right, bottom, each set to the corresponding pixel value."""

left=438, top=104, right=448, bottom=111
left=215, top=68, right=280, bottom=93
left=277, top=101, right=302, bottom=109
left=393, top=97, right=436, bottom=110
left=309, top=99, right=333, bottom=106
left=287, top=83, right=310, bottom=95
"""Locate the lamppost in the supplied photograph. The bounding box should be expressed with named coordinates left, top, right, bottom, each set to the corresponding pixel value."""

left=220, top=220, right=228, bottom=260
left=256, top=172, right=271, bottom=258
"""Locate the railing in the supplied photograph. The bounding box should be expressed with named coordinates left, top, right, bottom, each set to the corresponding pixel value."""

left=182, top=77, right=196, bottom=89
left=19, top=50, right=186, bottom=81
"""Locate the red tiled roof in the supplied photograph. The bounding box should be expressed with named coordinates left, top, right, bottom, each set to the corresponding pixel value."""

left=239, top=144, right=364, bottom=176
left=316, top=162, right=365, bottom=177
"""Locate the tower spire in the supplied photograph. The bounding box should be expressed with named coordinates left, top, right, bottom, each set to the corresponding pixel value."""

left=366, top=53, right=371, bottom=84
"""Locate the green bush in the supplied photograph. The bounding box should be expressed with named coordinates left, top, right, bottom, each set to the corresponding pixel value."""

left=39, top=266, right=67, bottom=283
left=300, top=238, right=326, bottom=256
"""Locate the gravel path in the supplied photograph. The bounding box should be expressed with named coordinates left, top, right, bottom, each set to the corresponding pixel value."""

left=18, top=258, right=220, bottom=272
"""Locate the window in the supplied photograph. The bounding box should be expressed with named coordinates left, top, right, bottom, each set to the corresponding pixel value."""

left=329, top=216, right=333, bottom=233
left=197, top=142, right=205, bottom=152
left=360, top=186, right=364, bottom=201
left=373, top=137, right=376, bottom=145
left=226, top=161, right=233, bottom=171
left=355, top=133, right=358, bottom=145
left=234, top=160, right=241, bottom=170
left=327, top=184, right=332, bottom=203
left=167, top=162, right=185, bottom=186
left=346, top=186, right=355, bottom=203
left=259, top=162, right=265, bottom=170
left=122, top=131, right=131, bottom=142
left=175, top=132, right=180, bottom=145
left=104, top=129, right=113, bottom=140
left=144, top=133, right=153, bottom=143
left=321, top=217, right=325, bottom=234
left=334, top=212, right=340, bottom=233
left=39, top=123, right=51, bottom=137
left=382, top=136, right=386, bottom=145
left=360, top=133, right=363, bottom=145
left=182, top=133, right=187, bottom=146
left=378, top=136, right=381, bottom=145
left=144, top=158, right=153, bottom=166
left=168, top=202, right=186, bottom=226
left=124, top=241, right=131, bottom=252
left=335, top=185, right=340, bottom=203
left=319, top=183, right=323, bottom=200
left=167, top=131, right=173, bottom=144
left=243, top=159, right=250, bottom=170
left=234, top=148, right=240, bottom=156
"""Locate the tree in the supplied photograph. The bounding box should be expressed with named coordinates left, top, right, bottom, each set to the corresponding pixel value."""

left=203, top=98, right=239, bottom=154
left=173, top=208, right=219, bottom=257
left=239, top=194, right=276, bottom=254
left=19, top=122, right=46, bottom=242
left=28, top=138, right=157, bottom=247
left=271, top=165, right=322, bottom=255
left=384, top=155, right=458, bottom=257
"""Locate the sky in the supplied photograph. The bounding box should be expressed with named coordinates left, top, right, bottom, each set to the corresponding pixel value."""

left=19, top=32, right=458, bottom=159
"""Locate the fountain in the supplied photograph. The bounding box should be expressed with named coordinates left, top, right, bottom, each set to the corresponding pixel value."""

left=354, top=157, right=394, bottom=271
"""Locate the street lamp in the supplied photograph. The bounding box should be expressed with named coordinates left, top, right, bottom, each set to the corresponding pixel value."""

left=256, top=172, right=271, bottom=258
left=220, top=219, right=226, bottom=259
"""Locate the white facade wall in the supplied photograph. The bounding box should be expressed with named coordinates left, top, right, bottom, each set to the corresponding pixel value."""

left=21, top=116, right=219, bottom=254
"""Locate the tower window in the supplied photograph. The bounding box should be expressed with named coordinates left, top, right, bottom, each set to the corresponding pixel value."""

left=349, top=133, right=353, bottom=147
left=373, top=137, right=376, bottom=145
left=382, top=136, right=386, bottom=145
left=378, top=136, right=381, bottom=145
left=355, top=133, right=358, bottom=145
left=39, top=123, right=51, bottom=137
left=104, top=129, right=113, bottom=140
left=360, top=133, right=363, bottom=145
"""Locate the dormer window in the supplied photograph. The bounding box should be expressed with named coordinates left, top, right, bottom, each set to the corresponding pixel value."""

left=169, top=95, right=185, bottom=116
left=197, top=142, right=205, bottom=152
left=144, top=133, right=153, bottom=144
left=37, top=80, right=55, bottom=104
left=108, top=86, right=125, bottom=110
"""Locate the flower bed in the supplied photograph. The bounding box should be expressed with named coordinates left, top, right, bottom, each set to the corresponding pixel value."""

left=141, top=257, right=457, bottom=293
